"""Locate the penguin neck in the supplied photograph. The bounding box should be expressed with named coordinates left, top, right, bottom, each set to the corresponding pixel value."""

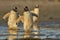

left=10, top=10, right=16, bottom=13
left=34, top=8, right=39, bottom=15
left=34, top=8, right=39, bottom=12
left=24, top=11, right=30, bottom=14
left=24, top=11, right=29, bottom=13
left=34, top=7, right=39, bottom=9
left=35, top=7, right=39, bottom=8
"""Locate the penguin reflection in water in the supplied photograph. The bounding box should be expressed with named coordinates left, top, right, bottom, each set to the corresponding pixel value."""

left=3, top=7, right=19, bottom=40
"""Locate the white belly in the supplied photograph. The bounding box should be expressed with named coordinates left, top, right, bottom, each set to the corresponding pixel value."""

left=33, top=16, right=38, bottom=22
left=8, top=11, right=17, bottom=27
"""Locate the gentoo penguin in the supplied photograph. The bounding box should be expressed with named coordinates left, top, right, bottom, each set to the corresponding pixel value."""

left=31, top=4, right=40, bottom=38
left=23, top=6, right=32, bottom=38
left=3, top=7, right=18, bottom=40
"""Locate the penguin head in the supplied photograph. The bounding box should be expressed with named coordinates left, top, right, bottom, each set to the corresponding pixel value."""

left=24, top=6, right=29, bottom=11
left=12, top=6, right=18, bottom=12
left=35, top=4, right=39, bottom=8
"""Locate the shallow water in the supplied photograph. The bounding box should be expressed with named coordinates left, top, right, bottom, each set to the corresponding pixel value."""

left=0, top=25, right=60, bottom=39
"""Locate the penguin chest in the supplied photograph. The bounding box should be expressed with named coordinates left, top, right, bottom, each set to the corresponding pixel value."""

left=24, top=13, right=31, bottom=25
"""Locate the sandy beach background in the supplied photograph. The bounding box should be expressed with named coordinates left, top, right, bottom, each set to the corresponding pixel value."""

left=0, top=0, right=60, bottom=26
